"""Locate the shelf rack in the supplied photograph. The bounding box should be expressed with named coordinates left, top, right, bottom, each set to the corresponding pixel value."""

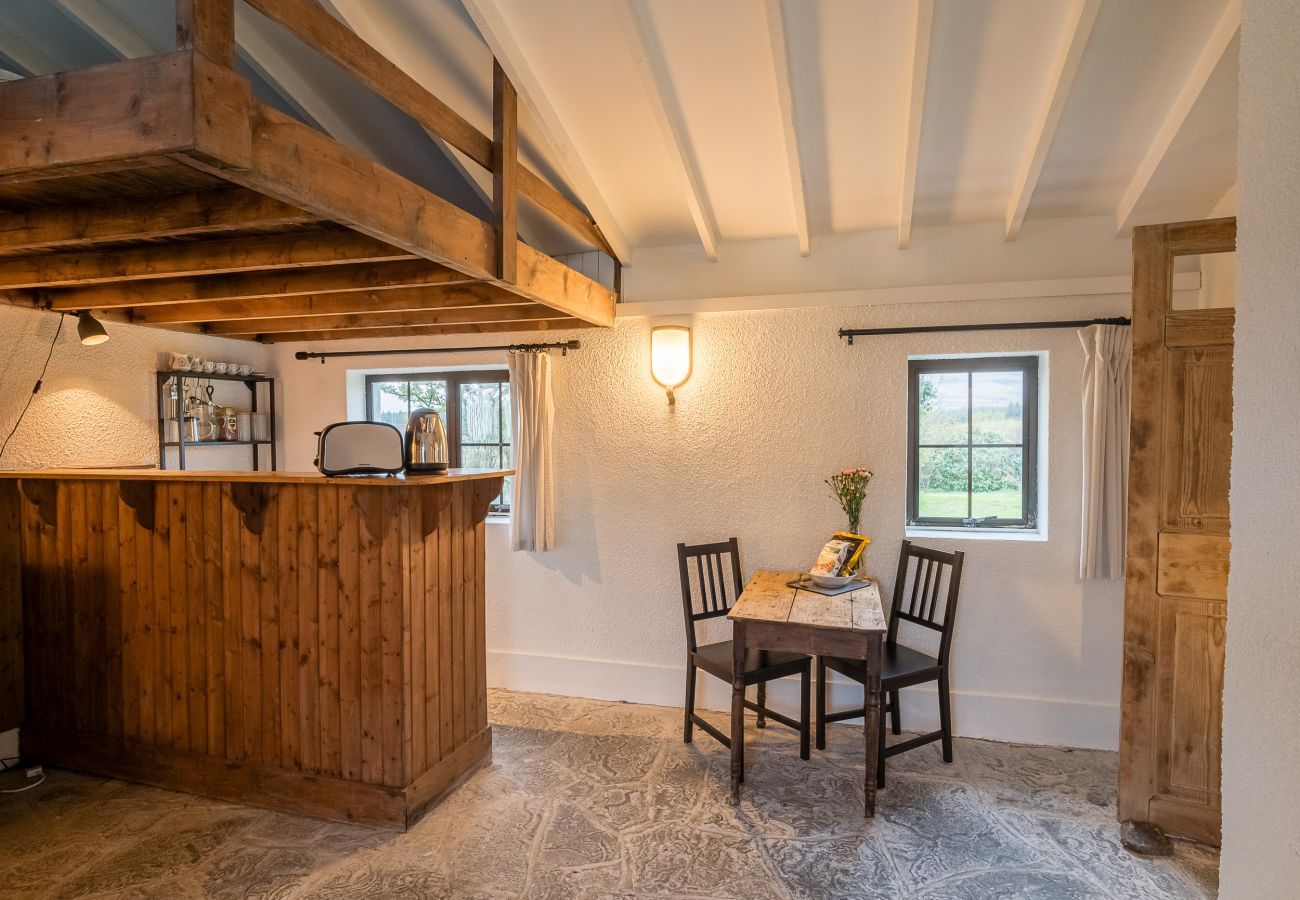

left=155, top=370, right=277, bottom=471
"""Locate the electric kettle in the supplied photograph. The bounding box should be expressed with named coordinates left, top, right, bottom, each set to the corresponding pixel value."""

left=404, top=408, right=448, bottom=474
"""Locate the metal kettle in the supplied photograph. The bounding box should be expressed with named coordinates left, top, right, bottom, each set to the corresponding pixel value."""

left=404, top=407, right=448, bottom=474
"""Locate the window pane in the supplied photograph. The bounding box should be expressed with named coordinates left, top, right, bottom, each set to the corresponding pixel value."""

left=498, top=475, right=513, bottom=511
left=500, top=382, right=512, bottom=444
left=407, top=380, right=448, bottom=420
left=971, top=447, right=1023, bottom=518
left=461, top=444, right=501, bottom=469
left=918, top=447, right=968, bottom=518
left=370, top=381, right=409, bottom=430
left=918, top=372, right=968, bottom=444
left=971, top=370, right=1024, bottom=444
left=460, top=382, right=501, bottom=443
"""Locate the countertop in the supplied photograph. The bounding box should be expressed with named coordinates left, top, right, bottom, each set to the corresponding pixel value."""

left=0, top=468, right=513, bottom=486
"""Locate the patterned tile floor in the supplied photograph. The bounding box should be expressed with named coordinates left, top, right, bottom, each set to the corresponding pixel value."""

left=0, top=689, right=1218, bottom=899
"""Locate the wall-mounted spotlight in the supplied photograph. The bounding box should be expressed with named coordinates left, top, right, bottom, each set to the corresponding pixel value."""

left=650, top=325, right=691, bottom=406
left=75, top=311, right=109, bottom=346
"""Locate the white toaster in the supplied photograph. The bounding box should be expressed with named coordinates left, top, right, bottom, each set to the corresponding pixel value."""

left=314, top=421, right=405, bottom=476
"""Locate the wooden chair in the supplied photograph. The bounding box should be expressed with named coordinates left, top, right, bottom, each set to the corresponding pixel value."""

left=679, top=538, right=812, bottom=761
left=816, top=540, right=965, bottom=787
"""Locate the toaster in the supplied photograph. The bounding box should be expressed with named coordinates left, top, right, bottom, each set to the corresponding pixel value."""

left=314, top=421, right=405, bottom=476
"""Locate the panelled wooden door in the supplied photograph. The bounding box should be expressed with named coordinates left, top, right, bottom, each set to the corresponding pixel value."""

left=1120, top=218, right=1235, bottom=847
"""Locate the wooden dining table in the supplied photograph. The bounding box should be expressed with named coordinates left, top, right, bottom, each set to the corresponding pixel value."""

left=726, top=570, right=887, bottom=816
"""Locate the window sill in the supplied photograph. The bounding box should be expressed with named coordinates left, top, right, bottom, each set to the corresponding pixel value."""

left=486, top=514, right=511, bottom=526
left=905, top=525, right=1047, bottom=543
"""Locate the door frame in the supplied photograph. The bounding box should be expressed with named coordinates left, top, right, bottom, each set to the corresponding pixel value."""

left=1120, top=216, right=1235, bottom=847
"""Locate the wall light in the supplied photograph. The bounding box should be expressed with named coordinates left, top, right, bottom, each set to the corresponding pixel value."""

left=75, top=311, right=109, bottom=346
left=650, top=325, right=691, bottom=406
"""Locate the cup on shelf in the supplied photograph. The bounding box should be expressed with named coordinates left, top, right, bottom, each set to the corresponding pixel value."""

left=215, top=362, right=229, bottom=375
left=251, top=413, right=269, bottom=442
left=169, top=352, right=192, bottom=371
left=202, top=360, right=217, bottom=374
left=238, top=364, right=253, bottom=376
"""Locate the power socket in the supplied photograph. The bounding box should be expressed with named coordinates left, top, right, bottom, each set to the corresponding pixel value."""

left=24, top=766, right=42, bottom=779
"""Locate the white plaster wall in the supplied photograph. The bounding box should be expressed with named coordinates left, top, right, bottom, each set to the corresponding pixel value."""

left=1220, top=0, right=1300, bottom=895
left=0, top=305, right=275, bottom=471
left=275, top=291, right=1128, bottom=750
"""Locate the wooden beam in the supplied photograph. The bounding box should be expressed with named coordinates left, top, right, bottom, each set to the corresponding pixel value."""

left=617, top=0, right=719, bottom=260
left=127, top=283, right=530, bottom=325
left=262, top=317, right=594, bottom=344
left=44, top=259, right=473, bottom=310
left=898, top=0, right=934, bottom=250
left=174, top=97, right=615, bottom=326
left=1115, top=0, right=1241, bottom=235
left=762, top=0, right=810, bottom=257
left=0, top=54, right=197, bottom=177
left=460, top=0, right=631, bottom=263
left=205, top=304, right=566, bottom=336
left=493, top=60, right=518, bottom=283
left=0, top=189, right=320, bottom=255
left=1004, top=0, right=1101, bottom=241
left=0, top=231, right=416, bottom=289
left=175, top=0, right=235, bottom=68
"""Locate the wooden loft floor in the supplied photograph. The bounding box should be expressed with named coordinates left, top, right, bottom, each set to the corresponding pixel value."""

left=0, top=0, right=618, bottom=343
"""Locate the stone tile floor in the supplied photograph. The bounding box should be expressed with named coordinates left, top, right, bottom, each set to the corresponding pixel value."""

left=0, top=689, right=1218, bottom=899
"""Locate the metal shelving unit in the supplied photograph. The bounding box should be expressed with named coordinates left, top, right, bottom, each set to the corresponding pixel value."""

left=156, top=370, right=277, bottom=471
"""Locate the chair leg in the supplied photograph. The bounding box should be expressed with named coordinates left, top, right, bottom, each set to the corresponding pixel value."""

left=938, top=670, right=954, bottom=763
left=876, top=687, right=887, bottom=789
left=683, top=659, right=696, bottom=744
left=889, top=689, right=902, bottom=735
left=800, top=665, right=811, bottom=761
left=815, top=657, right=827, bottom=751
left=756, top=681, right=767, bottom=728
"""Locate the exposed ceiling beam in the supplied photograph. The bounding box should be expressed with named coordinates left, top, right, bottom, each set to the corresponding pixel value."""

left=52, top=0, right=154, bottom=57
left=45, top=259, right=475, bottom=310
left=126, top=283, right=529, bottom=324
left=0, top=23, right=60, bottom=75
left=1004, top=0, right=1101, bottom=241
left=612, top=0, right=720, bottom=260
left=898, top=0, right=934, bottom=250
left=762, top=0, right=810, bottom=257
left=462, top=0, right=632, bottom=264
left=204, top=303, right=566, bottom=336
left=262, top=317, right=594, bottom=343
left=1114, top=0, right=1241, bottom=235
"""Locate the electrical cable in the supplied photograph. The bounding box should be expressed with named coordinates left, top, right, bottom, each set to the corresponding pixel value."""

left=0, top=315, right=64, bottom=458
left=1, top=773, right=44, bottom=793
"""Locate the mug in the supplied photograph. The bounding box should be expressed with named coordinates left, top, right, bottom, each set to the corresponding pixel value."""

left=215, top=363, right=229, bottom=375
left=238, top=364, right=253, bottom=376
left=202, top=360, right=217, bottom=374
left=169, top=352, right=191, bottom=371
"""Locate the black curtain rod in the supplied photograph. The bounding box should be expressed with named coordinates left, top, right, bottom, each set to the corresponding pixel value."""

left=294, top=339, right=581, bottom=362
left=838, top=316, right=1130, bottom=344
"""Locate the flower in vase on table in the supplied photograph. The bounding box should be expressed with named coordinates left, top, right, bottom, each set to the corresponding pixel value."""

left=826, top=467, right=874, bottom=535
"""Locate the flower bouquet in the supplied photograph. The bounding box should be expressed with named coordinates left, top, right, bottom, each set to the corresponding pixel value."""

left=826, top=467, right=874, bottom=535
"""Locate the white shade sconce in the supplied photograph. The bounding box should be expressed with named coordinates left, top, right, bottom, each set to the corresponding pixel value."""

left=75, top=310, right=109, bottom=346
left=650, top=325, right=692, bottom=406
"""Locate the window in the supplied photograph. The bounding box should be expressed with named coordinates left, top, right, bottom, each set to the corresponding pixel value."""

left=907, top=356, right=1039, bottom=529
left=365, top=370, right=512, bottom=513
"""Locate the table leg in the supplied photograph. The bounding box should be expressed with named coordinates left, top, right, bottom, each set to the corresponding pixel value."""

left=863, top=632, right=882, bottom=817
left=730, top=620, right=746, bottom=804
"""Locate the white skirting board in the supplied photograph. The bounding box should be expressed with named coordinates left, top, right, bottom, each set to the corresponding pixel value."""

left=487, top=649, right=1119, bottom=752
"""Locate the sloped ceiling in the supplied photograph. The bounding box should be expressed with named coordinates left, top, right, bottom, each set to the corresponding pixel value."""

left=0, top=0, right=1238, bottom=263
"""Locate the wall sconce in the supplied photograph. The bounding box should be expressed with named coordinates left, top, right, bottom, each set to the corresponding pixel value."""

left=650, top=325, right=691, bottom=406
left=75, top=311, right=109, bottom=346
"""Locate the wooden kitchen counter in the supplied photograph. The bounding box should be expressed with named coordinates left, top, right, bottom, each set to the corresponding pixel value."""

left=0, top=467, right=510, bottom=828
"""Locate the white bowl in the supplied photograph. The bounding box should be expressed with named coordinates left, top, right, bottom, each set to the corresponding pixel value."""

left=810, top=573, right=855, bottom=589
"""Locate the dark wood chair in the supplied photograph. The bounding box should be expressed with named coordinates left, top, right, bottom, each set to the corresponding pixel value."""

left=816, top=540, right=965, bottom=787
left=679, top=538, right=812, bottom=761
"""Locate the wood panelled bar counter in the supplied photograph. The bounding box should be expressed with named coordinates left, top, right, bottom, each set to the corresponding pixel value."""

left=0, top=468, right=507, bottom=828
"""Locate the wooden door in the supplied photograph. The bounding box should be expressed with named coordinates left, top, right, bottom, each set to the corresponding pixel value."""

left=1120, top=218, right=1235, bottom=847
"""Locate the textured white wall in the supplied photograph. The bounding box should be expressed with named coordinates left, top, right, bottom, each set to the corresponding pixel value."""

left=0, top=306, right=274, bottom=471
left=276, top=292, right=1129, bottom=750
left=1220, top=0, right=1300, bottom=895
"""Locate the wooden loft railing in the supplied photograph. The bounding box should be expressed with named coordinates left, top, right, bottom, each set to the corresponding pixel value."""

left=0, top=0, right=617, bottom=342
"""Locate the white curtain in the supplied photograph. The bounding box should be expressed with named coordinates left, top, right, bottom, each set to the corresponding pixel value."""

left=508, top=350, right=556, bottom=552
left=1078, top=324, right=1132, bottom=579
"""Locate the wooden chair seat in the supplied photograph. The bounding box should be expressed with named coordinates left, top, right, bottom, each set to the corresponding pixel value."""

left=695, top=641, right=812, bottom=685
left=822, top=643, right=940, bottom=691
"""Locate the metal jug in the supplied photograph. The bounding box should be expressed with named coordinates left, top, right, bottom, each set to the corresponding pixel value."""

left=404, top=408, right=448, bottom=474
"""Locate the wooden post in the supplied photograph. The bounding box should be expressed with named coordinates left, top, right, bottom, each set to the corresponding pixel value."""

left=176, top=0, right=236, bottom=68
left=492, top=59, right=518, bottom=284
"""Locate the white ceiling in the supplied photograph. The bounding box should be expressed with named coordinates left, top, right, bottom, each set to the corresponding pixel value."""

left=0, top=0, right=1238, bottom=263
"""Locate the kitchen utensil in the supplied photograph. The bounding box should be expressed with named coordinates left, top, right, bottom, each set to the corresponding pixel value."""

left=236, top=412, right=252, bottom=440
left=183, top=415, right=217, bottom=442
left=218, top=407, right=238, bottom=441
left=169, top=352, right=191, bottom=371
left=809, top=573, right=855, bottom=589
left=315, top=422, right=404, bottom=476
left=250, top=413, right=269, bottom=442
left=404, top=408, right=448, bottom=474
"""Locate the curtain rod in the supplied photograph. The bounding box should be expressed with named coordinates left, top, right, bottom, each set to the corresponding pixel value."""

left=294, top=340, right=581, bottom=363
left=837, top=317, right=1130, bottom=345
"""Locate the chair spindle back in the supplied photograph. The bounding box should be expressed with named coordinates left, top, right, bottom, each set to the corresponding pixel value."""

left=887, top=540, right=966, bottom=663
left=677, top=538, right=744, bottom=652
